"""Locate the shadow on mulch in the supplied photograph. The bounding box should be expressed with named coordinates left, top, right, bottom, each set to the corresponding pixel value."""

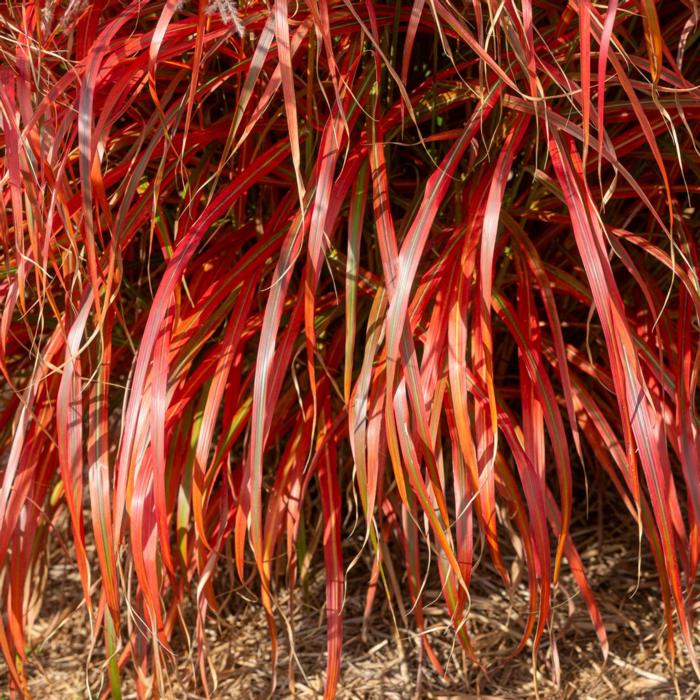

left=4, top=490, right=700, bottom=699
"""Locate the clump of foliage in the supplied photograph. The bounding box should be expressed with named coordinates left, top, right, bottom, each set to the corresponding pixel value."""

left=0, top=0, right=699, bottom=696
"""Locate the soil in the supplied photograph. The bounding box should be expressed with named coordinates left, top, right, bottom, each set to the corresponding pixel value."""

left=4, top=503, right=700, bottom=699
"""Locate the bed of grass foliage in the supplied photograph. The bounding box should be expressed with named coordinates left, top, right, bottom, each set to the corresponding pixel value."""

left=0, top=0, right=699, bottom=697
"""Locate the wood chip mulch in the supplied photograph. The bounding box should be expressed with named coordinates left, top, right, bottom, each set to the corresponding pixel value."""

left=4, top=506, right=700, bottom=699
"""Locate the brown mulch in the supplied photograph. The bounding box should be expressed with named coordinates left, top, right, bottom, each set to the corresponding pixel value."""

left=5, top=505, right=700, bottom=699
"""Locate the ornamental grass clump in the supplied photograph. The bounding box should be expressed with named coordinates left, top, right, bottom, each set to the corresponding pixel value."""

left=0, top=0, right=699, bottom=697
